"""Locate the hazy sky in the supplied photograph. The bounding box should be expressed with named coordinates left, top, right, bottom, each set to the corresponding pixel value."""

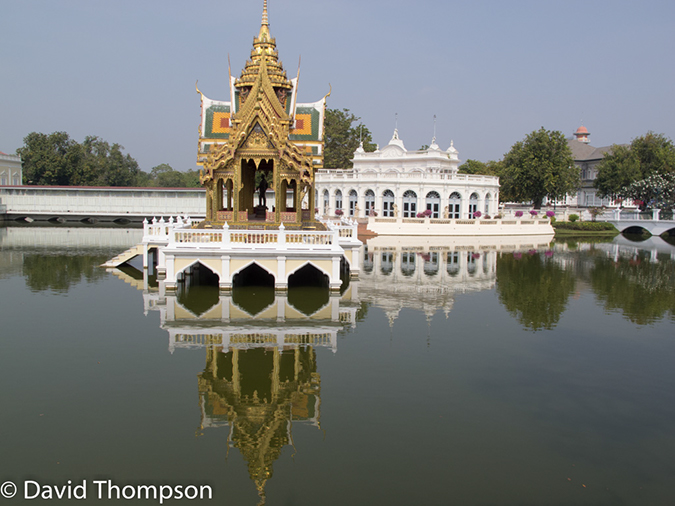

left=2, top=0, right=674, bottom=172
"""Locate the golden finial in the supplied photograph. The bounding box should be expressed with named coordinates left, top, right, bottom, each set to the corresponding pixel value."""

left=262, top=0, right=269, bottom=26
left=259, top=0, right=270, bottom=40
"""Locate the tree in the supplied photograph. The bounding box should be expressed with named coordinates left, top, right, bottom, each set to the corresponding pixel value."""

left=619, top=172, right=675, bottom=210
left=595, top=132, right=675, bottom=199
left=590, top=252, right=675, bottom=325
left=17, top=132, right=80, bottom=185
left=458, top=159, right=502, bottom=176
left=500, top=127, right=578, bottom=208
left=496, top=251, right=576, bottom=331
left=323, top=108, right=376, bottom=169
left=17, top=131, right=144, bottom=186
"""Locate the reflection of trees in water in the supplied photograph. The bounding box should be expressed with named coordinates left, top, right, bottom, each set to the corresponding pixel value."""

left=590, top=253, right=675, bottom=325
left=23, top=253, right=110, bottom=292
left=496, top=252, right=576, bottom=331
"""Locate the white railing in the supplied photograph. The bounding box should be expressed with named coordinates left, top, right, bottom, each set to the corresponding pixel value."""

left=616, top=209, right=672, bottom=221
left=158, top=222, right=341, bottom=251
left=142, top=215, right=357, bottom=251
left=321, top=216, right=359, bottom=242
left=142, top=216, right=194, bottom=244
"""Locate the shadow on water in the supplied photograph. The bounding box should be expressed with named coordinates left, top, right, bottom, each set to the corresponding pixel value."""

left=232, top=286, right=275, bottom=316
left=622, top=230, right=651, bottom=242
left=177, top=261, right=342, bottom=318
left=177, top=264, right=220, bottom=317
left=287, top=264, right=330, bottom=315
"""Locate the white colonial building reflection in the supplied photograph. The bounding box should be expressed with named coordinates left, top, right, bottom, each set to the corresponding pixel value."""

left=358, top=234, right=555, bottom=324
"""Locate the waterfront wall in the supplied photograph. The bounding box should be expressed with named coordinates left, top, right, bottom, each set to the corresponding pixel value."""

left=366, top=216, right=554, bottom=236
left=0, top=186, right=206, bottom=222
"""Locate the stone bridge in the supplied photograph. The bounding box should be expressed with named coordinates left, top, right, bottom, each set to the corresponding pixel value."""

left=605, top=209, right=675, bottom=236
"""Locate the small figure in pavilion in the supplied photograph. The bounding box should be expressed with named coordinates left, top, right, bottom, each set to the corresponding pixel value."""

left=257, top=176, right=268, bottom=208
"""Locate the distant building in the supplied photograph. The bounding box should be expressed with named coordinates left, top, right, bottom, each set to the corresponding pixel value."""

left=566, top=126, right=620, bottom=207
left=0, top=152, right=22, bottom=186
left=315, top=130, right=500, bottom=219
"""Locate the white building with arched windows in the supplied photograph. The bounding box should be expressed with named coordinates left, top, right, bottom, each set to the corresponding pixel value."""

left=315, top=130, right=500, bottom=221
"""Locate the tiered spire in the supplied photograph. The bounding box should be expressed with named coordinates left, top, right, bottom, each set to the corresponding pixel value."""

left=235, top=0, right=292, bottom=94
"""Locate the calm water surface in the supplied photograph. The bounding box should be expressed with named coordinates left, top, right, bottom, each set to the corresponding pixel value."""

left=1, top=226, right=674, bottom=505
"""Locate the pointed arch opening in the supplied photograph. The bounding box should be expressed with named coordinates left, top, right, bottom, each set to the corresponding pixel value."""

left=177, top=261, right=220, bottom=317
left=231, top=262, right=275, bottom=316
left=287, top=263, right=330, bottom=315
left=232, top=262, right=275, bottom=288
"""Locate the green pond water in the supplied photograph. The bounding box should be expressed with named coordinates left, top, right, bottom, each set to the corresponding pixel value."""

left=1, top=226, right=674, bottom=505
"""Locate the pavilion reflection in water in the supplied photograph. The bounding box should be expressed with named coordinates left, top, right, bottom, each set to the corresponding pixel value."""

left=109, top=233, right=556, bottom=504
left=129, top=275, right=361, bottom=504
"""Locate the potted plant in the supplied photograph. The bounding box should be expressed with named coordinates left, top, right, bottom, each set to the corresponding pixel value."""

left=515, top=210, right=524, bottom=218
left=335, top=209, right=343, bottom=216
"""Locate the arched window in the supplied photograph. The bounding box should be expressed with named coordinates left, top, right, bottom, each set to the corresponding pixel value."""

left=365, top=189, right=375, bottom=216
left=467, top=251, right=477, bottom=276
left=401, top=252, right=416, bottom=276
left=426, top=191, right=441, bottom=218
left=363, top=246, right=373, bottom=273
left=348, top=190, right=358, bottom=217
left=382, top=190, right=395, bottom=217
left=448, top=192, right=461, bottom=219
left=403, top=190, right=417, bottom=218
left=423, top=252, right=439, bottom=276
left=323, top=189, right=329, bottom=215
left=485, top=193, right=491, bottom=215
left=380, top=252, right=393, bottom=275
left=335, top=189, right=343, bottom=211
left=447, top=252, right=460, bottom=276
left=469, top=193, right=479, bottom=219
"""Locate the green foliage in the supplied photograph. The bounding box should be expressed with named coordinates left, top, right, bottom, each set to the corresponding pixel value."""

left=590, top=252, right=675, bottom=325
left=458, top=159, right=502, bottom=176
left=619, top=172, right=675, bottom=210
left=595, top=132, right=675, bottom=198
left=148, top=163, right=201, bottom=188
left=496, top=251, right=576, bottom=331
left=553, top=221, right=617, bottom=231
left=323, top=108, right=376, bottom=169
left=17, top=132, right=79, bottom=185
left=16, top=131, right=200, bottom=187
left=18, top=132, right=142, bottom=186
left=568, top=214, right=579, bottom=222
left=500, top=127, right=579, bottom=208
left=22, top=253, right=111, bottom=292
left=587, top=207, right=605, bottom=221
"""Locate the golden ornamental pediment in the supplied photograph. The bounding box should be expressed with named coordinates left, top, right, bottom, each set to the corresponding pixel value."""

left=240, top=122, right=275, bottom=151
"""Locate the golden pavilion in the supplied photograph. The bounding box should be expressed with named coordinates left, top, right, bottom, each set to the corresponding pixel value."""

left=196, top=0, right=329, bottom=229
